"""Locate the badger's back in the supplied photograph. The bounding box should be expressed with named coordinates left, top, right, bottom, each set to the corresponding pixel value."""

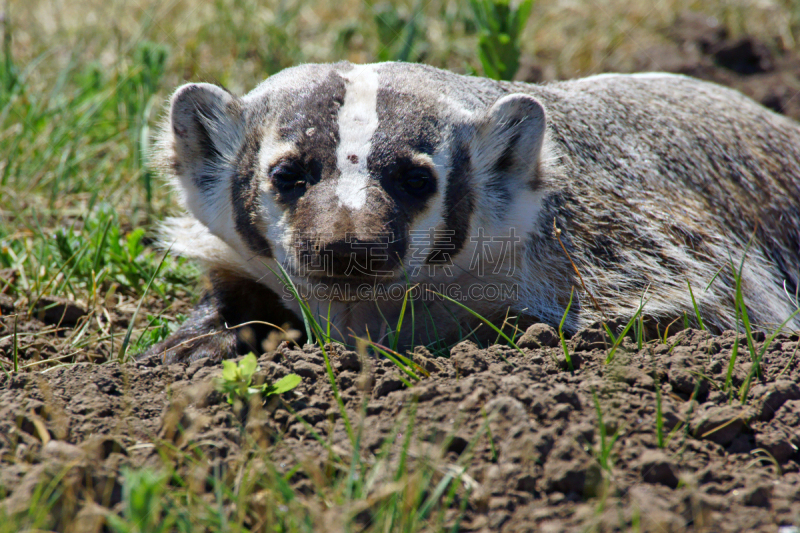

left=517, top=73, right=800, bottom=331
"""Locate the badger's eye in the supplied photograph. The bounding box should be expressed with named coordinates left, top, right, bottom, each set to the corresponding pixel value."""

left=401, top=168, right=433, bottom=194
left=270, top=161, right=307, bottom=192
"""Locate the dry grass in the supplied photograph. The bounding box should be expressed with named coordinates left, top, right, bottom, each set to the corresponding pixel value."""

left=12, top=0, right=798, bottom=89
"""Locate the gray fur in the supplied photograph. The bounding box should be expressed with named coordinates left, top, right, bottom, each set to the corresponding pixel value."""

left=149, top=62, right=800, bottom=361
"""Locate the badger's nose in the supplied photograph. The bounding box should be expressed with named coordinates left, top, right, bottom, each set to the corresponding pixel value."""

left=297, top=237, right=400, bottom=278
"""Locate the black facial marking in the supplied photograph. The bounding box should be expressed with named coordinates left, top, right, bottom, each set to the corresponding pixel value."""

left=273, top=71, right=346, bottom=211
left=400, top=167, right=435, bottom=195
left=369, top=87, right=442, bottom=221
left=373, top=155, right=438, bottom=213
left=432, top=139, right=474, bottom=261
left=231, top=134, right=273, bottom=257
left=269, top=157, right=318, bottom=204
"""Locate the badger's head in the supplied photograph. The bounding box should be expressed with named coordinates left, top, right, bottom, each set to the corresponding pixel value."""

left=160, top=62, right=551, bottom=343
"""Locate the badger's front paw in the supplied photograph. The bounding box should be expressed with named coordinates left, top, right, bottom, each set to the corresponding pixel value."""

left=137, top=295, right=238, bottom=364
left=141, top=328, right=238, bottom=364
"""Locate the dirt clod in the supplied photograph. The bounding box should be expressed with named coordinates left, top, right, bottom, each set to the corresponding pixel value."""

left=570, top=326, right=611, bottom=352
left=518, top=323, right=560, bottom=349
left=374, top=375, right=404, bottom=397
left=334, top=350, right=361, bottom=372
left=753, top=381, right=800, bottom=421
left=637, top=449, right=680, bottom=488
left=450, top=341, right=489, bottom=375
left=691, top=404, right=751, bottom=445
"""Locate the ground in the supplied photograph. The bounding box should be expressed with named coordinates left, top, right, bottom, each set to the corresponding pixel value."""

left=2, top=3, right=800, bottom=532
left=2, top=325, right=799, bottom=531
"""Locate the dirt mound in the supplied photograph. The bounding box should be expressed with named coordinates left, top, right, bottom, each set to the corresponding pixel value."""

left=635, top=12, right=800, bottom=121
left=2, top=324, right=799, bottom=531
left=520, top=11, right=800, bottom=122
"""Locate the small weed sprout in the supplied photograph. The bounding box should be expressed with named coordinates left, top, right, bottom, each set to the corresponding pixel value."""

left=605, top=295, right=648, bottom=364
left=558, top=286, right=574, bottom=371
left=373, top=0, right=425, bottom=62
left=106, top=468, right=173, bottom=533
left=653, top=359, right=665, bottom=449
left=591, top=391, right=623, bottom=474
left=468, top=0, right=535, bottom=80
left=687, top=279, right=707, bottom=331
left=217, top=352, right=301, bottom=406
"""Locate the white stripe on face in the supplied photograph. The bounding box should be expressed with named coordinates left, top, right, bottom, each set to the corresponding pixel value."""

left=335, top=65, right=380, bottom=210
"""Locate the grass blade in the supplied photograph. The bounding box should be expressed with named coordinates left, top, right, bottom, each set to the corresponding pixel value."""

left=655, top=373, right=664, bottom=448
left=360, top=338, right=419, bottom=384
left=430, top=290, right=522, bottom=361
left=91, top=214, right=114, bottom=274
left=268, top=262, right=355, bottom=443
left=687, top=279, right=706, bottom=330
left=117, top=248, right=169, bottom=362
left=605, top=295, right=649, bottom=364
left=558, top=287, right=574, bottom=371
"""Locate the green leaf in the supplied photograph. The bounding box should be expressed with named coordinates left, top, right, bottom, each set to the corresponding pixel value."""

left=515, top=0, right=535, bottom=34
left=239, top=352, right=259, bottom=379
left=126, top=227, right=145, bottom=257
left=267, top=373, right=302, bottom=396
left=221, top=359, right=239, bottom=382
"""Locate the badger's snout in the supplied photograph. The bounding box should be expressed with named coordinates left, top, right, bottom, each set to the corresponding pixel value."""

left=295, top=233, right=404, bottom=278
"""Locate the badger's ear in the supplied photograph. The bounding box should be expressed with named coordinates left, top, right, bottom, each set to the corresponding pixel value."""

left=168, top=83, right=243, bottom=194
left=472, top=94, right=546, bottom=184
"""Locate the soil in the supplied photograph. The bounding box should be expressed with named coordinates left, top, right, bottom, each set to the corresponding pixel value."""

left=636, top=12, right=800, bottom=122
left=523, top=11, right=800, bottom=122
left=2, top=324, right=800, bottom=531
left=3, top=12, right=800, bottom=533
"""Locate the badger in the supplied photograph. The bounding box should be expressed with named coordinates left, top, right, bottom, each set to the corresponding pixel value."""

left=144, top=62, right=800, bottom=363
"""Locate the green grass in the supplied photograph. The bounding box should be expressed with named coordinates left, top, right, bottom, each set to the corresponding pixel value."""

left=590, top=390, right=623, bottom=474
left=0, top=204, right=196, bottom=365
left=558, top=286, right=575, bottom=370
left=469, top=0, right=534, bottom=80
left=54, top=397, right=478, bottom=533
